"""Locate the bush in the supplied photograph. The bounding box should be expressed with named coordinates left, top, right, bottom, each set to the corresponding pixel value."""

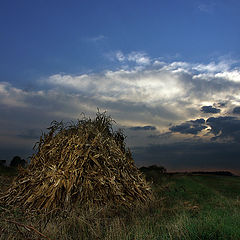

left=10, top=156, right=26, bottom=168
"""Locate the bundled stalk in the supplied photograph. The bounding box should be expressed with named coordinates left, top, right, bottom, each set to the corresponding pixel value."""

left=1, top=112, right=153, bottom=213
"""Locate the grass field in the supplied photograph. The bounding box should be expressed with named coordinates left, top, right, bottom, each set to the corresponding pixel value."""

left=0, top=168, right=240, bottom=239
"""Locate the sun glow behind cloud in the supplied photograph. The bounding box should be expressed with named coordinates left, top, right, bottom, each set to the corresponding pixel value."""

left=42, top=54, right=240, bottom=124
left=1, top=53, right=240, bottom=126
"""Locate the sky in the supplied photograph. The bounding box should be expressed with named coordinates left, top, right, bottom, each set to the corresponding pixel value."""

left=0, top=0, right=240, bottom=173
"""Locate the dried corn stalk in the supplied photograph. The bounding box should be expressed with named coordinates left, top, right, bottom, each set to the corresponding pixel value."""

left=1, top=112, right=153, bottom=213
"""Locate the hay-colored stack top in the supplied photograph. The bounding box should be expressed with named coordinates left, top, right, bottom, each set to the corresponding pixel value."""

left=2, top=112, right=153, bottom=213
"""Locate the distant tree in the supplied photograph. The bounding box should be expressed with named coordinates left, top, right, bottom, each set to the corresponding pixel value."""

left=148, top=165, right=167, bottom=174
left=139, top=165, right=167, bottom=174
left=10, top=156, right=26, bottom=168
left=139, top=165, right=167, bottom=184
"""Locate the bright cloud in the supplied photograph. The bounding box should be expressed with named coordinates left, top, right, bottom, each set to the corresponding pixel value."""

left=1, top=56, right=240, bottom=149
left=116, top=51, right=125, bottom=62
left=0, top=82, right=29, bottom=108
left=114, top=51, right=151, bottom=65
left=45, top=58, right=240, bottom=109
left=48, top=69, right=185, bottom=105
left=215, top=70, right=240, bottom=82
left=127, top=52, right=151, bottom=65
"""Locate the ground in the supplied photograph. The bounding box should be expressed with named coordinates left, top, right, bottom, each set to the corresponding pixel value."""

left=1, top=168, right=240, bottom=239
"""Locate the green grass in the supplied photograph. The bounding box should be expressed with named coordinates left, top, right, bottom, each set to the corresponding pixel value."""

left=154, top=175, right=240, bottom=240
left=0, top=171, right=240, bottom=239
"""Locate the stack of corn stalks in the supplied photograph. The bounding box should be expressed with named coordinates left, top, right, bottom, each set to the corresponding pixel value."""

left=1, top=112, right=153, bottom=213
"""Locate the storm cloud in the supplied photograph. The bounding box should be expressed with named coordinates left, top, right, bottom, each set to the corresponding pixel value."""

left=169, top=115, right=240, bottom=143
left=129, top=126, right=157, bottom=131
left=206, top=116, right=240, bottom=141
left=169, top=118, right=207, bottom=135
left=233, top=106, right=240, bottom=114
left=201, top=106, right=221, bottom=114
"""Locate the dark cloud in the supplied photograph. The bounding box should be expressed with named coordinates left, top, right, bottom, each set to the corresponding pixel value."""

left=169, top=115, right=240, bottom=142
left=206, top=116, right=240, bottom=141
left=201, top=106, right=221, bottom=114
left=216, top=102, right=227, bottom=107
left=169, top=118, right=207, bottom=135
left=176, top=70, right=240, bottom=104
left=190, top=119, right=205, bottom=124
left=233, top=107, right=240, bottom=114
left=129, top=125, right=156, bottom=131
left=132, top=142, right=240, bottom=172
